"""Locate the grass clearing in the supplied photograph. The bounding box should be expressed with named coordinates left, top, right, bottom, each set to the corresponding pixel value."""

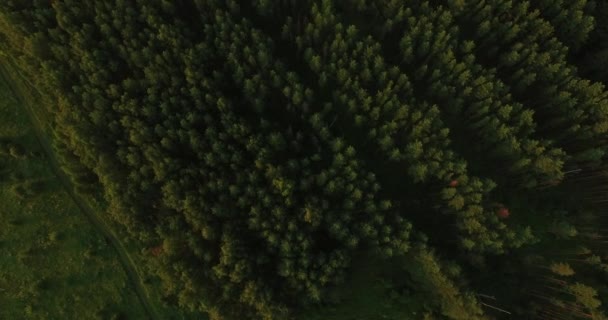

left=1, top=56, right=206, bottom=319
left=298, top=252, right=428, bottom=320
left=0, top=67, right=147, bottom=320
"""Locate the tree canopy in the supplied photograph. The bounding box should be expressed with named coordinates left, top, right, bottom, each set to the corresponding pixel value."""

left=1, top=1, right=608, bottom=319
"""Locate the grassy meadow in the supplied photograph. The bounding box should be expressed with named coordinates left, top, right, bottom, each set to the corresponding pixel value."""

left=0, top=69, right=148, bottom=320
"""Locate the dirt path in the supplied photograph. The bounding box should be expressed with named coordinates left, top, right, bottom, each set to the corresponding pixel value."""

left=0, top=60, right=161, bottom=320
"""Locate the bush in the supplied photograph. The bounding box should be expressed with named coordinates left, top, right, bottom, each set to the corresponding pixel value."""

left=0, top=141, right=10, bottom=155
left=8, top=143, right=26, bottom=158
left=48, top=231, right=59, bottom=242
left=11, top=180, right=46, bottom=198
left=11, top=184, right=28, bottom=199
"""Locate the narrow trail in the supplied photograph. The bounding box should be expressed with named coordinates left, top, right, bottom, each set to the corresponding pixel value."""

left=0, top=60, right=161, bottom=320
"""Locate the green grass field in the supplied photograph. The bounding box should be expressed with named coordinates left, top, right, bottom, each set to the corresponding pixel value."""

left=0, top=58, right=208, bottom=319
left=0, top=70, right=148, bottom=320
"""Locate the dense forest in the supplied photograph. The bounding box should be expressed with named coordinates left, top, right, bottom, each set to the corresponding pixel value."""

left=1, top=0, right=608, bottom=319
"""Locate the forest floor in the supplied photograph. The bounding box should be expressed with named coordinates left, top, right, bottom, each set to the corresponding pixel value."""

left=0, top=64, right=149, bottom=319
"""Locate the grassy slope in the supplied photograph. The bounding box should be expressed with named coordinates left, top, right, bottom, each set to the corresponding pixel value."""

left=0, top=71, right=147, bottom=319
left=0, top=55, right=207, bottom=319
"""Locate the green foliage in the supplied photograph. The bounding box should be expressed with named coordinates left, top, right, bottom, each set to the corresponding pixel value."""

left=579, top=1, right=608, bottom=84
left=549, top=220, right=579, bottom=239
left=400, top=245, right=485, bottom=320
left=531, top=0, right=595, bottom=52
left=550, top=262, right=576, bottom=277
left=568, top=282, right=602, bottom=310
